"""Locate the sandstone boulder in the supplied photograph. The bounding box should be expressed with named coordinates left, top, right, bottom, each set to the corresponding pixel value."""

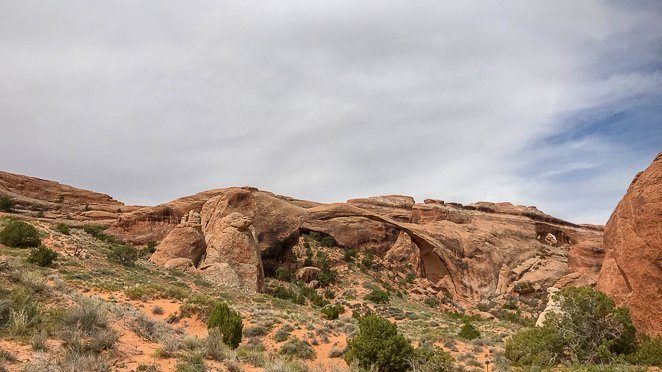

left=149, top=211, right=206, bottom=267
left=597, top=152, right=662, bottom=336
left=200, top=211, right=264, bottom=292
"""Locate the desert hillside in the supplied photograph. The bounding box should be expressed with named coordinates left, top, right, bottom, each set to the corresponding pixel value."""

left=0, top=153, right=660, bottom=371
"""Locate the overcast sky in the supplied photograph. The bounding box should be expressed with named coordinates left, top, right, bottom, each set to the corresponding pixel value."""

left=1, top=1, right=660, bottom=224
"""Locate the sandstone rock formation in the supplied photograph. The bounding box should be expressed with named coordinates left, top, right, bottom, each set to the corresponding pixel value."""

left=142, top=186, right=604, bottom=301
left=597, top=152, right=662, bottom=336
left=149, top=210, right=206, bottom=268
left=536, top=287, right=561, bottom=327
left=0, top=171, right=136, bottom=223
left=106, top=189, right=228, bottom=245
left=0, top=170, right=614, bottom=302
left=199, top=211, right=264, bottom=292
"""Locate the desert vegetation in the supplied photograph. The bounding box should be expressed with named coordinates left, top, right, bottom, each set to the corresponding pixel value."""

left=0, top=215, right=660, bottom=371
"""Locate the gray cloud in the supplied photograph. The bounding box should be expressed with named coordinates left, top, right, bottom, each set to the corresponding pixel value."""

left=1, top=0, right=660, bottom=224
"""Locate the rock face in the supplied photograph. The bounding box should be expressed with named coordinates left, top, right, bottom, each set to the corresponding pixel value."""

left=536, top=287, right=562, bottom=327
left=0, top=171, right=135, bottom=223
left=143, top=186, right=604, bottom=300
left=149, top=210, right=206, bottom=268
left=597, top=152, right=662, bottom=336
left=1, top=170, right=614, bottom=301
left=199, top=211, right=264, bottom=292
left=106, top=189, right=229, bottom=245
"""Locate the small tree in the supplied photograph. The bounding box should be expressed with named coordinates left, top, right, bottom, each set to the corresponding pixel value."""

left=505, top=325, right=564, bottom=366
left=27, top=246, right=58, bottom=267
left=107, top=244, right=139, bottom=266
left=0, top=196, right=13, bottom=212
left=55, top=222, right=70, bottom=235
left=458, top=322, right=481, bottom=340
left=321, top=305, right=341, bottom=320
left=365, top=289, right=389, bottom=304
left=345, top=315, right=413, bottom=371
left=548, top=287, right=636, bottom=363
left=506, top=287, right=637, bottom=366
left=207, top=301, right=242, bottom=349
left=0, top=220, right=40, bottom=248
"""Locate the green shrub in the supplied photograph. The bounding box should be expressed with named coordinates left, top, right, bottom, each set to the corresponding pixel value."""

left=55, top=223, right=70, bottom=235
left=506, top=287, right=637, bottom=366
left=27, top=246, right=58, bottom=267
left=505, top=325, right=564, bottom=366
left=176, top=350, right=206, bottom=372
left=361, top=251, right=374, bottom=269
left=513, top=281, right=535, bottom=295
left=0, top=220, right=40, bottom=248
left=365, top=289, right=389, bottom=304
left=275, top=267, right=293, bottom=282
left=145, top=240, right=157, bottom=254
left=345, top=315, right=413, bottom=372
left=80, top=225, right=122, bottom=244
left=269, top=286, right=306, bottom=305
left=314, top=251, right=337, bottom=287
left=0, top=196, right=13, bottom=212
left=628, top=336, right=662, bottom=366
left=205, top=328, right=234, bottom=361
left=320, top=236, right=335, bottom=248
left=207, top=302, right=242, bottom=349
left=107, top=244, right=139, bottom=266
left=303, top=245, right=314, bottom=267
left=343, top=248, right=358, bottom=262
left=410, top=344, right=454, bottom=371
left=274, top=324, right=293, bottom=343
left=321, top=305, right=341, bottom=320
left=300, top=287, right=328, bottom=307
left=278, top=339, right=315, bottom=360
left=423, top=297, right=438, bottom=307
left=502, top=299, right=518, bottom=310
left=493, top=309, right=535, bottom=326
left=458, top=322, right=480, bottom=340
left=317, top=269, right=336, bottom=287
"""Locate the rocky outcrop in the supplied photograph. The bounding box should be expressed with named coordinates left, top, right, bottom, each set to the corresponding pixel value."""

left=138, top=186, right=605, bottom=299
left=1, top=170, right=611, bottom=301
left=347, top=195, right=415, bottom=221
left=199, top=211, right=264, bottom=292
left=106, top=189, right=229, bottom=244
left=385, top=232, right=421, bottom=270
left=536, top=287, right=562, bottom=327
left=0, top=170, right=135, bottom=223
left=149, top=210, right=206, bottom=268
left=597, top=152, right=662, bottom=336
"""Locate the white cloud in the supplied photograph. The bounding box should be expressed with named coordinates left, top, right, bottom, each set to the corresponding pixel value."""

left=0, top=0, right=660, bottom=224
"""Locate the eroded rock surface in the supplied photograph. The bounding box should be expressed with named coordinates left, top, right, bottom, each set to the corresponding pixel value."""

left=0, top=171, right=135, bottom=223
left=149, top=210, right=206, bottom=268
left=597, top=152, right=662, bottom=336
left=144, top=187, right=605, bottom=299
left=199, top=211, right=264, bottom=292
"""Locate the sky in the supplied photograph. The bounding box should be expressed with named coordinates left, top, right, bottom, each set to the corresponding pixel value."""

left=0, top=1, right=660, bottom=224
